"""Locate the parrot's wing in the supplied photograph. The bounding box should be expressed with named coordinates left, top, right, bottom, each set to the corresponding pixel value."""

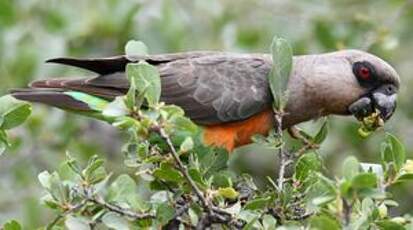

left=78, top=54, right=273, bottom=124
left=157, top=55, right=272, bottom=124
left=14, top=53, right=273, bottom=125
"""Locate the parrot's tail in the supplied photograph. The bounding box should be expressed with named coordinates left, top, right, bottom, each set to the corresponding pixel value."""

left=10, top=77, right=124, bottom=113
left=11, top=88, right=94, bottom=112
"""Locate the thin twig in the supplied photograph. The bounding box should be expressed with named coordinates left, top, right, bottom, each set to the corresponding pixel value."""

left=342, top=198, right=352, bottom=226
left=288, top=126, right=319, bottom=156
left=46, top=201, right=86, bottom=230
left=87, top=196, right=154, bottom=220
left=289, top=211, right=314, bottom=221
left=295, top=143, right=319, bottom=157
left=157, top=125, right=245, bottom=228
left=278, top=154, right=293, bottom=191
left=273, top=110, right=289, bottom=192
left=172, top=200, right=191, bottom=220
left=158, top=126, right=209, bottom=209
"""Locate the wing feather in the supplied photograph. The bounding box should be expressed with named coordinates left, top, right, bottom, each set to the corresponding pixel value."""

left=20, top=52, right=273, bottom=125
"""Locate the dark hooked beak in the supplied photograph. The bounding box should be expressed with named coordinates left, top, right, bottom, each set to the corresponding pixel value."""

left=349, top=84, right=398, bottom=121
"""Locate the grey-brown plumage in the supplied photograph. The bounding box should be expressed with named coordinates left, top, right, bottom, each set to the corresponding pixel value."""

left=12, top=50, right=400, bottom=135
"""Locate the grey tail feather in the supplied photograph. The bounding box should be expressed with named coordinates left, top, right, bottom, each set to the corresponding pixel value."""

left=28, top=78, right=124, bottom=100
left=11, top=89, right=93, bottom=112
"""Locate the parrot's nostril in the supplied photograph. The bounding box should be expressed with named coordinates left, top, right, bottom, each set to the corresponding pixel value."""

left=387, top=86, right=393, bottom=94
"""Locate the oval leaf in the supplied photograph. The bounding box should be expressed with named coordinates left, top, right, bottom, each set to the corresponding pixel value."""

left=268, top=36, right=293, bottom=110
left=125, top=40, right=148, bottom=61
left=126, top=62, right=161, bottom=106
left=0, top=95, right=32, bottom=130
left=102, top=212, right=130, bottom=230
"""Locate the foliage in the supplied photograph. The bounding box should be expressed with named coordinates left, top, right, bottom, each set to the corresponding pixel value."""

left=0, top=95, right=31, bottom=155
left=2, top=0, right=413, bottom=227
left=268, top=36, right=293, bottom=111
left=2, top=39, right=413, bottom=229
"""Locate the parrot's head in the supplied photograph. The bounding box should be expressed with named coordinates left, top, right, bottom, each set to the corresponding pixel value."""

left=344, top=50, right=399, bottom=122
left=295, top=49, right=400, bottom=124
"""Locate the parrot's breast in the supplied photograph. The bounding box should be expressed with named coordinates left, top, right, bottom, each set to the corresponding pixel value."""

left=202, top=109, right=274, bottom=151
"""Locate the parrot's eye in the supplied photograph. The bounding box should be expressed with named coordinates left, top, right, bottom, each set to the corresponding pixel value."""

left=353, top=61, right=376, bottom=87
left=358, top=66, right=370, bottom=80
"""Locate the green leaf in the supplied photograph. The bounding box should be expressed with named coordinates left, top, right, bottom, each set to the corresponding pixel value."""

left=3, top=220, right=22, bottom=230
left=244, top=196, right=272, bottom=210
left=262, top=214, right=277, bottom=230
left=153, top=162, right=183, bottom=183
left=82, top=155, right=106, bottom=183
left=310, top=215, right=340, bottom=230
left=169, top=116, right=199, bottom=138
left=376, top=220, right=406, bottom=230
left=0, top=95, right=31, bottom=130
left=50, top=176, right=70, bottom=204
left=161, top=105, right=185, bottom=118
left=156, top=203, right=175, bottom=225
left=102, top=96, right=129, bottom=117
left=150, top=191, right=172, bottom=204
left=381, top=133, right=406, bottom=171
left=179, top=136, right=194, bottom=153
left=125, top=40, right=148, bottom=60
left=126, top=62, right=161, bottom=107
left=217, top=187, right=239, bottom=200
left=294, top=152, right=322, bottom=182
left=107, top=174, right=137, bottom=204
left=65, top=152, right=82, bottom=176
left=0, top=129, right=9, bottom=155
left=38, top=171, right=52, bottom=190
left=102, top=212, right=130, bottom=230
left=351, top=172, right=377, bottom=189
left=188, top=168, right=206, bottom=188
left=307, top=173, right=337, bottom=204
left=41, top=194, right=60, bottom=210
left=268, top=36, right=293, bottom=110
left=342, top=156, right=360, bottom=180
left=313, top=119, right=328, bottom=144
left=397, top=173, right=413, bottom=182
left=65, top=216, right=90, bottom=230
left=197, top=148, right=228, bottom=177
left=238, top=210, right=259, bottom=228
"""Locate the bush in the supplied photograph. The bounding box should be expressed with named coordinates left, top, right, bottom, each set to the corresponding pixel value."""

left=2, top=39, right=413, bottom=230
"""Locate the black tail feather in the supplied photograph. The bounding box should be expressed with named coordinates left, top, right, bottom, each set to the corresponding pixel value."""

left=46, top=56, right=130, bottom=75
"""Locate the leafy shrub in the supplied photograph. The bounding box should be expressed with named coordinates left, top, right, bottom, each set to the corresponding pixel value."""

left=2, top=39, right=413, bottom=230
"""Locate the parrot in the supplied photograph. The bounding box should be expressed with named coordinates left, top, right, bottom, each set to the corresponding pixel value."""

left=11, top=49, right=400, bottom=151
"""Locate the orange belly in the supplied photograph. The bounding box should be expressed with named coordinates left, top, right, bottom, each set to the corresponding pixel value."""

left=202, top=109, right=274, bottom=152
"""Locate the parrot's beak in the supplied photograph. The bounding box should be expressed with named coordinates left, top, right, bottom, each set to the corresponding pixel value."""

left=348, top=84, right=398, bottom=121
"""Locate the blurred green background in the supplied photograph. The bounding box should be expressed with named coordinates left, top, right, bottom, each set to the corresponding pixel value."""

left=1, top=0, right=413, bottom=227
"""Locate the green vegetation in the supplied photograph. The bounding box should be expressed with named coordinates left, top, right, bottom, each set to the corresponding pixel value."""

left=1, top=38, right=413, bottom=229
left=1, top=0, right=413, bottom=229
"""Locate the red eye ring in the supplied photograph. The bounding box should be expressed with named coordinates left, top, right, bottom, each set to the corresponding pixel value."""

left=358, top=66, right=371, bottom=80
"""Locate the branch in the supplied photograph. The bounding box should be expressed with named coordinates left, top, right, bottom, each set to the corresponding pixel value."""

left=87, top=195, right=155, bottom=220
left=46, top=201, right=86, bottom=230
left=288, top=126, right=320, bottom=157
left=277, top=151, right=293, bottom=191
left=342, top=198, right=352, bottom=226
left=157, top=125, right=245, bottom=228
left=158, top=126, right=210, bottom=209
left=289, top=211, right=314, bottom=221
left=273, top=109, right=289, bottom=192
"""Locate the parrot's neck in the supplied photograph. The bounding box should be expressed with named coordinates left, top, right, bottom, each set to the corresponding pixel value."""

left=282, top=53, right=363, bottom=127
